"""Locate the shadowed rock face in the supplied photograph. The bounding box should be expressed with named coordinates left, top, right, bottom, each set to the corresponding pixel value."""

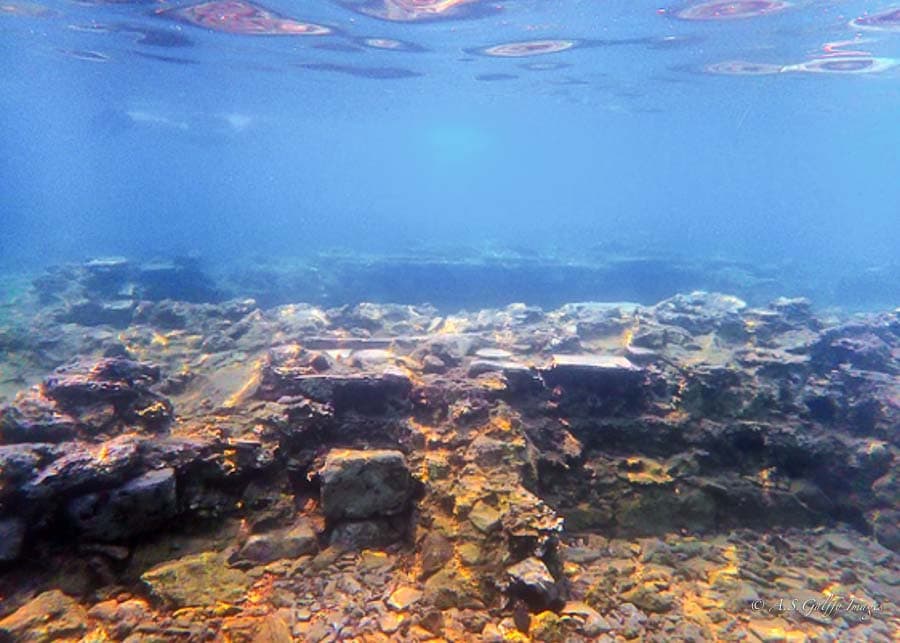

left=66, top=467, right=177, bottom=542
left=0, top=287, right=897, bottom=640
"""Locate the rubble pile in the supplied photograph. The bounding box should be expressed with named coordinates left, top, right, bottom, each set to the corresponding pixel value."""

left=0, top=278, right=897, bottom=641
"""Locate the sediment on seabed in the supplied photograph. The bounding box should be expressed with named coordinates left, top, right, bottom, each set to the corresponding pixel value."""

left=0, top=260, right=897, bottom=642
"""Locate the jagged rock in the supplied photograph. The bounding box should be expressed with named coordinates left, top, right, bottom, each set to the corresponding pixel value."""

left=320, top=449, right=413, bottom=521
left=872, top=510, right=900, bottom=552
left=423, top=567, right=483, bottom=610
left=258, top=341, right=415, bottom=409
left=468, top=501, right=502, bottom=534
left=811, top=329, right=896, bottom=374
left=561, top=601, right=612, bottom=636
left=237, top=519, right=318, bottom=563
left=419, top=532, right=453, bottom=578
left=20, top=436, right=142, bottom=505
left=653, top=292, right=747, bottom=335
left=622, top=581, right=675, bottom=613
left=0, top=590, right=88, bottom=642
left=66, top=467, right=177, bottom=541
left=86, top=598, right=151, bottom=640
left=422, top=354, right=447, bottom=374
left=0, top=442, right=67, bottom=490
left=770, top=297, right=814, bottom=322
left=0, top=393, right=78, bottom=443
left=506, top=557, right=562, bottom=611
left=142, top=551, right=251, bottom=608
left=0, top=517, right=26, bottom=562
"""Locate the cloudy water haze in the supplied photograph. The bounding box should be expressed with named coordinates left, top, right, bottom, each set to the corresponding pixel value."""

left=1, top=0, right=899, bottom=305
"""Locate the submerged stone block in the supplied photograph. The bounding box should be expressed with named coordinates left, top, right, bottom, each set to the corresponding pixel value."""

left=66, top=467, right=177, bottom=541
left=320, top=449, right=413, bottom=521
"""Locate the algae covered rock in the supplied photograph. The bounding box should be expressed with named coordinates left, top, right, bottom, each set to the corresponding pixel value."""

left=320, top=449, right=413, bottom=521
left=141, top=551, right=251, bottom=608
left=0, top=589, right=88, bottom=642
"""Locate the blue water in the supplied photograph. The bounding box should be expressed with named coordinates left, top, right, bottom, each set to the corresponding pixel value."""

left=1, top=1, right=898, bottom=305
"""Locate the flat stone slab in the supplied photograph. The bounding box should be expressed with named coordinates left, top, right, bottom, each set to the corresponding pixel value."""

left=467, top=359, right=532, bottom=378
left=474, top=348, right=514, bottom=360
left=549, top=354, right=638, bottom=371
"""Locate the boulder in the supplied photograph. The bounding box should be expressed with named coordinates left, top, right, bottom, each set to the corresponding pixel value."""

left=506, top=557, right=563, bottom=611
left=320, top=449, right=413, bottom=521
left=0, top=590, right=88, bottom=642
left=237, top=519, right=318, bottom=563
left=66, top=467, right=177, bottom=541
left=0, top=394, right=78, bottom=444
left=142, top=551, right=251, bottom=608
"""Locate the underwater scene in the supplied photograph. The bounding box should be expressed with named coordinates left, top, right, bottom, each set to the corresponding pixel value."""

left=1, top=1, right=899, bottom=641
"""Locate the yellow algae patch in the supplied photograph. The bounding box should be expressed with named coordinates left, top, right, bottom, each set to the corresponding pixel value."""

left=135, top=400, right=169, bottom=419
left=478, top=374, right=508, bottom=391
left=622, top=457, right=674, bottom=485
left=220, top=448, right=238, bottom=474
left=151, top=332, right=170, bottom=347
left=821, top=582, right=843, bottom=597
left=435, top=316, right=465, bottom=334
left=748, top=618, right=807, bottom=643
left=865, top=439, right=887, bottom=455
left=708, top=544, right=740, bottom=588
left=758, top=466, right=777, bottom=489
left=682, top=592, right=715, bottom=628
left=80, top=627, right=114, bottom=643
